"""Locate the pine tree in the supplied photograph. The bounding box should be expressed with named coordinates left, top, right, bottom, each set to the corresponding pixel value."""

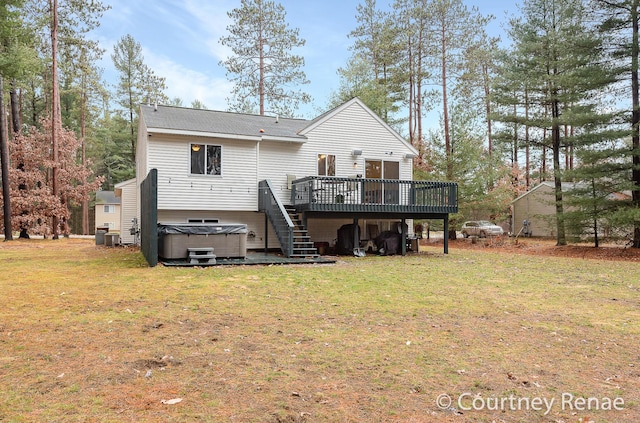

left=219, top=0, right=310, bottom=117
left=112, top=34, right=167, bottom=162
left=494, top=0, right=615, bottom=246
left=596, top=0, right=640, bottom=247
left=0, top=0, right=36, bottom=240
left=347, top=0, right=404, bottom=123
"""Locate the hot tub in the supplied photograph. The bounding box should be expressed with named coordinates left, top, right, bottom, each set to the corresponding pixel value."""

left=158, top=223, right=247, bottom=259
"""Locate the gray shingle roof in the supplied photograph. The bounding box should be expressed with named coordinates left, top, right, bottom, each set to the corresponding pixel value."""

left=140, top=104, right=310, bottom=140
left=95, top=190, right=120, bottom=205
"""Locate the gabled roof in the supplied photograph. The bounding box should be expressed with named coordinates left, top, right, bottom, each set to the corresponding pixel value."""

left=95, top=190, right=120, bottom=205
left=299, top=97, right=419, bottom=155
left=511, top=181, right=631, bottom=204
left=140, top=104, right=309, bottom=143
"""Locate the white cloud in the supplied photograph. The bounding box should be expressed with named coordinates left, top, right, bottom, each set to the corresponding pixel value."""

left=144, top=49, right=232, bottom=110
left=179, top=0, right=235, bottom=61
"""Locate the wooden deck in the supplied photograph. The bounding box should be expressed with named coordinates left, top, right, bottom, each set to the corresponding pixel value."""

left=290, top=176, right=457, bottom=216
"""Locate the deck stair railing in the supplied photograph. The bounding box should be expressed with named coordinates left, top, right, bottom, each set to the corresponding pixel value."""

left=259, top=179, right=319, bottom=258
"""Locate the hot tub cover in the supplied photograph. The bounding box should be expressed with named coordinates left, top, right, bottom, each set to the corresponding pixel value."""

left=158, top=223, right=248, bottom=235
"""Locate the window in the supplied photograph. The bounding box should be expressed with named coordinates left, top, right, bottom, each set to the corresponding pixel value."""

left=191, top=144, right=221, bottom=175
left=103, top=205, right=115, bottom=213
left=318, top=154, right=335, bottom=176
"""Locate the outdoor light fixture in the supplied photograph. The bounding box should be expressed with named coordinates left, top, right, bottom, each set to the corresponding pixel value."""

left=191, top=144, right=201, bottom=152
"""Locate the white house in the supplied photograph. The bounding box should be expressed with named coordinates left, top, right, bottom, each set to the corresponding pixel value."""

left=114, top=178, right=137, bottom=245
left=94, top=190, right=121, bottom=232
left=130, top=98, right=457, bottom=264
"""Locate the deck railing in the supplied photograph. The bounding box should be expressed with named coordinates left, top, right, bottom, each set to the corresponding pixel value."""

left=290, top=176, right=457, bottom=214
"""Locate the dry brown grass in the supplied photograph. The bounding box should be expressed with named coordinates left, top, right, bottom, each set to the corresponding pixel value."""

left=1, top=238, right=639, bottom=422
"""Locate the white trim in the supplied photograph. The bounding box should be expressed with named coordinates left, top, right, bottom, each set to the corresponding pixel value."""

left=150, top=127, right=261, bottom=141
left=260, top=135, right=307, bottom=143
left=148, top=128, right=307, bottom=144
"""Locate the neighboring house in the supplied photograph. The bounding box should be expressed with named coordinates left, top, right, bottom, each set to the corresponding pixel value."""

left=511, top=181, right=631, bottom=237
left=131, top=98, right=457, bottom=263
left=114, top=179, right=137, bottom=244
left=94, top=190, right=121, bottom=232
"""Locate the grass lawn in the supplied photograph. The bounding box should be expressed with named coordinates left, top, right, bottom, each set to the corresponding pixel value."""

left=0, top=238, right=638, bottom=422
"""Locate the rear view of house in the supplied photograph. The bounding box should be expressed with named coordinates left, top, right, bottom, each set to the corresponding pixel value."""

left=130, top=98, right=457, bottom=265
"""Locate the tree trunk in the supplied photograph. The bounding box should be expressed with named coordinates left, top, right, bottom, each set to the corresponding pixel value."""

left=51, top=0, right=60, bottom=239
left=592, top=179, right=599, bottom=248
left=631, top=4, right=640, bottom=248
left=9, top=81, right=21, bottom=132
left=483, top=63, right=492, bottom=156
left=259, top=19, right=265, bottom=115
left=81, top=75, right=89, bottom=235
left=0, top=76, right=13, bottom=241
left=10, top=80, right=29, bottom=238
left=441, top=22, right=452, bottom=180
left=552, top=99, right=566, bottom=246
left=525, top=88, right=530, bottom=189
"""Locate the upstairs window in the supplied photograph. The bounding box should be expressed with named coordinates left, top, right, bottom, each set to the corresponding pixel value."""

left=103, top=205, right=115, bottom=213
left=317, top=154, right=335, bottom=176
left=191, top=144, right=221, bottom=176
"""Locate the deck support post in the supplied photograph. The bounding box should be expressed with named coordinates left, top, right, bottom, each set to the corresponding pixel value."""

left=401, top=218, right=407, bottom=255
left=444, top=215, right=449, bottom=254
left=264, top=213, right=269, bottom=253
left=353, top=218, right=359, bottom=254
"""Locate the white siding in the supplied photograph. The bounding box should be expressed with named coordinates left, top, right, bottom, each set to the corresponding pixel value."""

left=258, top=101, right=416, bottom=204
left=302, top=101, right=415, bottom=181
left=148, top=134, right=258, bottom=211
left=258, top=140, right=308, bottom=204
left=116, top=179, right=138, bottom=244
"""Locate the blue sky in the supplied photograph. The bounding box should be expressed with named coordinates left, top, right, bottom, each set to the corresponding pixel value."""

left=91, top=0, right=519, bottom=119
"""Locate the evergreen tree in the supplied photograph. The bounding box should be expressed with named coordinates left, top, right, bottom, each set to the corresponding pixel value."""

left=424, top=0, right=493, bottom=180
left=0, top=0, right=38, bottom=240
left=494, top=0, right=615, bottom=246
left=596, top=0, right=640, bottom=247
left=347, top=0, right=404, bottom=124
left=219, top=0, right=310, bottom=117
left=111, top=34, right=167, bottom=162
left=564, top=135, right=632, bottom=246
